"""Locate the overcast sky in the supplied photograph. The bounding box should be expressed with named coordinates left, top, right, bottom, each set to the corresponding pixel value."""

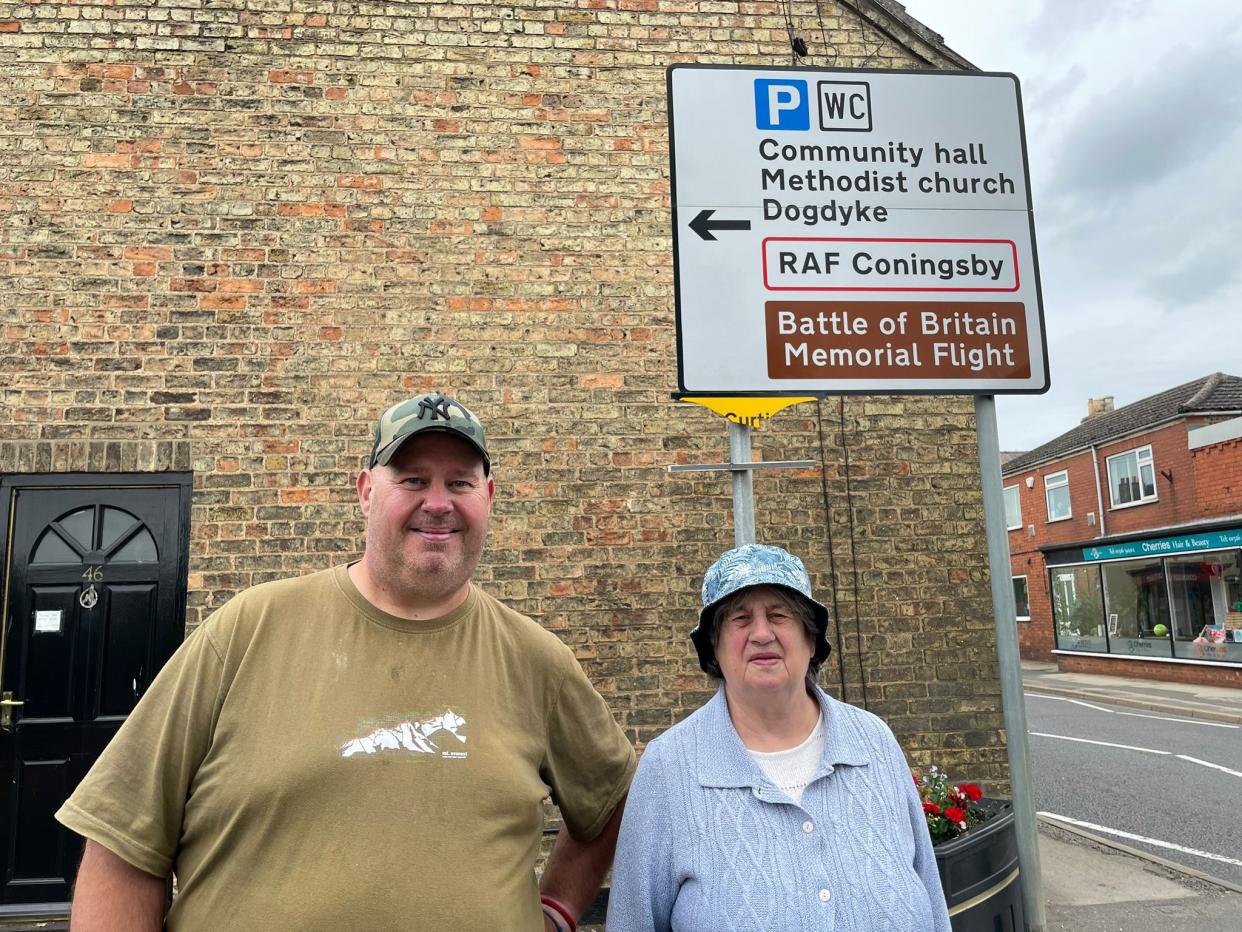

left=894, top=0, right=1242, bottom=452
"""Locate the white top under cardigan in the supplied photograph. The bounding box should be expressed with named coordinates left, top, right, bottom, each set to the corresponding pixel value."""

left=606, top=684, right=952, bottom=932
left=747, top=713, right=825, bottom=806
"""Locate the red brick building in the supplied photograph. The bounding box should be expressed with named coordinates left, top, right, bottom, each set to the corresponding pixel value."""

left=1004, top=373, right=1242, bottom=687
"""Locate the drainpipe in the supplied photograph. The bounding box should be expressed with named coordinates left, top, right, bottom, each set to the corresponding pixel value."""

left=1090, top=445, right=1106, bottom=538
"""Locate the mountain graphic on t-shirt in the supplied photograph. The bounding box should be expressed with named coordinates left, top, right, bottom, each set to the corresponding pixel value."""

left=339, top=710, right=467, bottom=758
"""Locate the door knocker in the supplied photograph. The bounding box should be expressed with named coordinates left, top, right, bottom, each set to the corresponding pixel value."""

left=80, top=565, right=103, bottom=609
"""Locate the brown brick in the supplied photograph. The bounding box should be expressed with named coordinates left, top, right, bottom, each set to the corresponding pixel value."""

left=0, top=0, right=1007, bottom=799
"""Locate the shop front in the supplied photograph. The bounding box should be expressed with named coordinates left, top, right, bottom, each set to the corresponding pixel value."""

left=1045, top=526, right=1242, bottom=670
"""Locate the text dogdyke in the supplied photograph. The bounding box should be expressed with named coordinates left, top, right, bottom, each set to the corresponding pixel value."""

left=668, top=65, right=1049, bottom=395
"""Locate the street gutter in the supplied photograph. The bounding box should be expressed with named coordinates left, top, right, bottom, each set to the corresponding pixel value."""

left=1037, top=814, right=1242, bottom=896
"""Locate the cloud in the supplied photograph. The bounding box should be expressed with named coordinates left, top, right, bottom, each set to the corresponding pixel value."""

left=866, top=1, right=1242, bottom=450
left=1048, top=41, right=1242, bottom=199
left=1147, top=234, right=1242, bottom=306
left=1022, top=0, right=1154, bottom=48
left=999, top=280, right=1242, bottom=450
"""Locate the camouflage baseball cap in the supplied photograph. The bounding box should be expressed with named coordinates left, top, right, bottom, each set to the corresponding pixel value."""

left=367, top=392, right=490, bottom=474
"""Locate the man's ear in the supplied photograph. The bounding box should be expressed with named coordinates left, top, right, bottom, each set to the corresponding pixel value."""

left=357, top=468, right=374, bottom=517
left=486, top=475, right=495, bottom=510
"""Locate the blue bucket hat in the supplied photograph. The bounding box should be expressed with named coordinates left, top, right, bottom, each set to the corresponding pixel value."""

left=690, top=544, right=831, bottom=677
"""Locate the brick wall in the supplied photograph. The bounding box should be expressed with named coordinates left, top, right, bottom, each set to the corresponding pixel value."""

left=1013, top=553, right=1053, bottom=659
left=1061, top=654, right=1242, bottom=689
left=1005, top=448, right=1099, bottom=552
left=1192, top=435, right=1242, bottom=516
left=1, top=1, right=1010, bottom=788
left=1007, top=419, right=1240, bottom=555
left=1095, top=422, right=1200, bottom=535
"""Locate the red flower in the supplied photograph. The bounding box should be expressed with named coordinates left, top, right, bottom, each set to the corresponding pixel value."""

left=915, top=769, right=985, bottom=843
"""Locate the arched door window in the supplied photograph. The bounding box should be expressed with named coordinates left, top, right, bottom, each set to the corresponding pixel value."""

left=30, top=505, right=159, bottom=566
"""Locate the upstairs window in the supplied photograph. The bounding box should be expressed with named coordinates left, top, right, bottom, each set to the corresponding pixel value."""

left=1107, top=445, right=1156, bottom=508
left=1044, top=471, right=1071, bottom=522
left=1003, top=485, right=1022, bottom=530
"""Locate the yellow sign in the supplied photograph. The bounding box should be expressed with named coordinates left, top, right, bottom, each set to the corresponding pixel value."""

left=678, top=396, right=816, bottom=428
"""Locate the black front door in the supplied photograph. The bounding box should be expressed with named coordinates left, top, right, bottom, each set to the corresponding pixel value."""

left=0, top=476, right=190, bottom=914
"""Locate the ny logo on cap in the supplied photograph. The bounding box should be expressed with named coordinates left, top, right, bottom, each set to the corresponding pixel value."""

left=418, top=393, right=459, bottom=422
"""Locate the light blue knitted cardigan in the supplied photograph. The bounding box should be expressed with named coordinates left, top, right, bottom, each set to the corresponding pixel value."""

left=607, top=685, right=952, bottom=932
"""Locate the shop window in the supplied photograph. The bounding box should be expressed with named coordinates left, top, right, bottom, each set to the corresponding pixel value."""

left=1168, top=550, right=1242, bottom=663
left=1050, top=565, right=1105, bottom=652
left=1004, top=486, right=1021, bottom=530
left=1044, top=471, right=1071, bottom=522
left=1101, top=557, right=1172, bottom=659
left=1107, top=445, right=1156, bottom=508
left=1012, top=576, right=1030, bottom=621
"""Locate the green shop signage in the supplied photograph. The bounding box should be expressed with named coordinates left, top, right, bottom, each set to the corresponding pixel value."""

left=1082, top=527, right=1242, bottom=562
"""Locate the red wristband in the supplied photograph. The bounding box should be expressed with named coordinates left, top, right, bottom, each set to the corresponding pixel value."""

left=540, top=895, right=577, bottom=932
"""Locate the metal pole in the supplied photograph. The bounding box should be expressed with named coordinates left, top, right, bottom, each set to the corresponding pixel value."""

left=728, top=420, right=756, bottom=546
left=975, top=395, right=1045, bottom=932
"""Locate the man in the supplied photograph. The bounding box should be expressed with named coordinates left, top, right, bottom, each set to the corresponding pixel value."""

left=57, top=392, right=635, bottom=931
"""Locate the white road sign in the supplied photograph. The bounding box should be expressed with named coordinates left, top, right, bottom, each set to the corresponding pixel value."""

left=667, top=64, right=1049, bottom=396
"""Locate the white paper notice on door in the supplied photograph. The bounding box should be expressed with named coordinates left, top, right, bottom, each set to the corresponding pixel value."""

left=34, top=610, right=62, bottom=634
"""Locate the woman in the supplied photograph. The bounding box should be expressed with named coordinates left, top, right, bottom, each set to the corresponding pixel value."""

left=607, top=544, right=951, bottom=932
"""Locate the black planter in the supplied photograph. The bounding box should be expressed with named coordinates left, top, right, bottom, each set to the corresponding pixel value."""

left=934, top=798, right=1025, bottom=932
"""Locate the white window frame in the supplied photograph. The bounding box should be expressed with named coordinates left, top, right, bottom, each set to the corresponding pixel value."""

left=1106, top=444, right=1158, bottom=509
left=1003, top=485, right=1022, bottom=531
left=1044, top=470, right=1071, bottom=522
left=1012, top=575, right=1030, bottom=621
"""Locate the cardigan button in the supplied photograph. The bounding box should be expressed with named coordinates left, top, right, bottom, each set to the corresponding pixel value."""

left=818, top=889, right=832, bottom=902
left=802, top=820, right=814, bottom=834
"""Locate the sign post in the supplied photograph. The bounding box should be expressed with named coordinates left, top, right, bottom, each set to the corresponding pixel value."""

left=976, top=395, right=1045, bottom=932
left=667, top=64, right=1050, bottom=930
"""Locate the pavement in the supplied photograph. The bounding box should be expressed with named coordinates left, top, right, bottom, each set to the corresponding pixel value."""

left=1023, top=659, right=1242, bottom=931
left=1021, top=659, right=1242, bottom=726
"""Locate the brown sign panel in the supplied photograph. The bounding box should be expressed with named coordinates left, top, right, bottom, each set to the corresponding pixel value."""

left=765, top=301, right=1031, bottom=381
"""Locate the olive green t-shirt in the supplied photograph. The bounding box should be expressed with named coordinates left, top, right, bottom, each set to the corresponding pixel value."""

left=56, top=566, right=636, bottom=931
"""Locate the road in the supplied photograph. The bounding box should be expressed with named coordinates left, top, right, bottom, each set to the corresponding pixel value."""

left=1026, top=691, right=1242, bottom=889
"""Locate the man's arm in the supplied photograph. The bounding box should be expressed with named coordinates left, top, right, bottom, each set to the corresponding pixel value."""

left=69, top=840, right=166, bottom=932
left=539, top=795, right=627, bottom=931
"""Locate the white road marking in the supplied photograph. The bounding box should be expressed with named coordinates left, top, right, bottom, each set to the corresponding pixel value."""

left=1026, top=695, right=1118, bottom=714
left=1025, top=692, right=1239, bottom=729
left=1032, top=731, right=1242, bottom=778
left=1176, top=755, right=1242, bottom=779
left=1039, top=812, right=1242, bottom=869
left=1029, top=732, right=1170, bottom=755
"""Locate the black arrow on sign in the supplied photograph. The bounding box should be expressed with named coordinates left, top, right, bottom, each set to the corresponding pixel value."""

left=689, top=209, right=751, bottom=242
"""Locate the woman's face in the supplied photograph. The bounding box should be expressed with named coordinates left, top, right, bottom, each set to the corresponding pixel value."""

left=715, top=586, right=815, bottom=695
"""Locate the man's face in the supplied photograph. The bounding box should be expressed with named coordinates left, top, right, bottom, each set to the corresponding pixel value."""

left=357, top=431, right=494, bottom=609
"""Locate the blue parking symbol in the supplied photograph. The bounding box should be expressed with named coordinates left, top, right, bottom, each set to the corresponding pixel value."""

left=754, top=79, right=809, bottom=131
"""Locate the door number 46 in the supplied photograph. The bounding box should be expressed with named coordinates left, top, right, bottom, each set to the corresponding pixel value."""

left=81, top=566, right=103, bottom=582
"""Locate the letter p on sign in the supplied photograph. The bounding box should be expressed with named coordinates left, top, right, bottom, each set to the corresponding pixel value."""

left=754, top=79, right=809, bottom=131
